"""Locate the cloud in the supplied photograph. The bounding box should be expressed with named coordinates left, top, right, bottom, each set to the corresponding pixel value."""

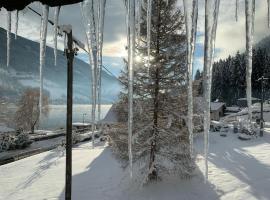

left=1, top=0, right=270, bottom=72
left=0, top=0, right=127, bottom=57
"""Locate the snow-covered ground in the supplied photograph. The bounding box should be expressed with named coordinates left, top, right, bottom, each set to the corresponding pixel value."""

left=1, top=130, right=270, bottom=200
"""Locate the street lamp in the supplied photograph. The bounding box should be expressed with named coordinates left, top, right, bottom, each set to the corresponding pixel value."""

left=82, top=113, right=87, bottom=125
left=257, top=76, right=269, bottom=137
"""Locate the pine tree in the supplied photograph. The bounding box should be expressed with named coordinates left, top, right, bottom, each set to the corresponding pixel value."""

left=108, top=0, right=195, bottom=184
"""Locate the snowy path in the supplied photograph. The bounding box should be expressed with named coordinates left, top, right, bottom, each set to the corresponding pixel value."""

left=0, top=132, right=270, bottom=200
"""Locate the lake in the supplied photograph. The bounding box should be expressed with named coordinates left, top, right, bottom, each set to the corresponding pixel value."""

left=39, top=104, right=112, bottom=130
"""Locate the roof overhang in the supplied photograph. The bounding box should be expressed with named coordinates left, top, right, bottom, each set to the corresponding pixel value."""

left=0, top=0, right=83, bottom=11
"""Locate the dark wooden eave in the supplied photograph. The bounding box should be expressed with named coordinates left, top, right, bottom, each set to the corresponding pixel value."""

left=0, top=0, right=83, bottom=11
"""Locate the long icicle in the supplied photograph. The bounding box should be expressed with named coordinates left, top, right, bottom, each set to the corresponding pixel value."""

left=81, top=0, right=98, bottom=148
left=15, top=11, right=19, bottom=39
left=6, top=11, right=11, bottom=67
left=183, top=0, right=198, bottom=157
left=236, top=0, right=239, bottom=21
left=136, top=0, right=142, bottom=43
left=203, top=0, right=220, bottom=182
left=97, top=0, right=106, bottom=133
left=245, top=0, right=254, bottom=128
left=53, top=6, right=61, bottom=66
left=39, top=5, right=49, bottom=118
left=146, top=0, right=152, bottom=75
left=128, top=0, right=135, bottom=179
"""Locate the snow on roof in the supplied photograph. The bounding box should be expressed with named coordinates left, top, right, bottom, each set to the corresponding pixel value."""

left=211, top=102, right=225, bottom=111
left=102, top=104, right=118, bottom=123
left=226, top=106, right=241, bottom=112
left=72, top=122, right=91, bottom=127
left=237, top=97, right=260, bottom=101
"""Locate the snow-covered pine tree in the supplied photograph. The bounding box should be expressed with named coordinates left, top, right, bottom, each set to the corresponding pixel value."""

left=108, top=0, right=195, bottom=184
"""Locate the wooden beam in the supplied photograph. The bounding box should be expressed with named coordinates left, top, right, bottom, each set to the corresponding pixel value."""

left=0, top=0, right=83, bottom=11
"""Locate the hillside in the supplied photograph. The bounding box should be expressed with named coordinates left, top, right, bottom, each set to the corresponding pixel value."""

left=0, top=28, right=121, bottom=104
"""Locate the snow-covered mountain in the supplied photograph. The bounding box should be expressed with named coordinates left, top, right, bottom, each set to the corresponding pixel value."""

left=0, top=28, right=122, bottom=104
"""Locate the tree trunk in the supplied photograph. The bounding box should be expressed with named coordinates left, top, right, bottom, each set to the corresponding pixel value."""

left=148, top=0, right=161, bottom=181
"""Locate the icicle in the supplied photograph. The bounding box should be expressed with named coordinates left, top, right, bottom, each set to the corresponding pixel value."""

left=166, top=0, right=169, bottom=6
left=146, top=0, right=152, bottom=74
left=81, top=0, right=99, bottom=148
left=127, top=0, right=136, bottom=179
left=53, top=6, right=61, bottom=66
left=183, top=0, right=198, bottom=156
left=203, top=0, right=220, bottom=182
left=252, top=0, right=255, bottom=34
left=235, top=0, right=239, bottom=21
left=245, top=0, right=254, bottom=127
left=15, top=11, right=19, bottom=39
left=6, top=11, right=11, bottom=67
left=136, top=0, right=142, bottom=43
left=39, top=5, right=49, bottom=117
left=268, top=0, right=270, bottom=27
left=97, top=0, right=106, bottom=132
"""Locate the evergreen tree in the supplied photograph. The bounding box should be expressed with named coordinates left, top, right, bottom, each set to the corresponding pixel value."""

left=108, top=0, right=194, bottom=183
left=211, top=48, right=270, bottom=106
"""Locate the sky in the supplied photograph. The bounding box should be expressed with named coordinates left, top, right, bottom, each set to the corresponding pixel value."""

left=0, top=0, right=270, bottom=76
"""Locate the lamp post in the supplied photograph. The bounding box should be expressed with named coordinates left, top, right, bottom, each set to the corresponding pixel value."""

left=82, top=113, right=87, bottom=125
left=257, top=76, right=269, bottom=137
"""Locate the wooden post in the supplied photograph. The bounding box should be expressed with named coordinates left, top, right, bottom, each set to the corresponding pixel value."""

left=65, top=29, right=74, bottom=200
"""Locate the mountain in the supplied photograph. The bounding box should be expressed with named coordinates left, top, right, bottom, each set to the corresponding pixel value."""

left=0, top=28, right=122, bottom=104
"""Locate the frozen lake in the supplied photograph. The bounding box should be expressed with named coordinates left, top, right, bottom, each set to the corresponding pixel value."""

left=39, top=104, right=112, bottom=130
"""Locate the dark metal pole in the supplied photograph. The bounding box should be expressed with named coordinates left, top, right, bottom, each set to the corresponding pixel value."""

left=65, top=29, right=74, bottom=200
left=260, top=76, right=264, bottom=137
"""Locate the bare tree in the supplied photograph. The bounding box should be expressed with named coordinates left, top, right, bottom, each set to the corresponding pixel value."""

left=15, top=88, right=49, bottom=133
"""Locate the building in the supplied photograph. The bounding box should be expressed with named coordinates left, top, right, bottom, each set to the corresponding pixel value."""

left=210, top=102, right=226, bottom=121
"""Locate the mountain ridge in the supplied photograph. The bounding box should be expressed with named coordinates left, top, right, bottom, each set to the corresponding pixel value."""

left=0, top=27, right=121, bottom=104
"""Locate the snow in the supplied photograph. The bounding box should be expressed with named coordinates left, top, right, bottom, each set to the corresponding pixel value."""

left=0, top=125, right=14, bottom=133
left=226, top=106, right=241, bottom=112
left=1, top=131, right=270, bottom=199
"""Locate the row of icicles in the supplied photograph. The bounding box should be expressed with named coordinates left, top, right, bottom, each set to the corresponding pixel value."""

left=4, top=1, right=107, bottom=147
left=2, top=0, right=269, bottom=181
left=124, top=0, right=270, bottom=181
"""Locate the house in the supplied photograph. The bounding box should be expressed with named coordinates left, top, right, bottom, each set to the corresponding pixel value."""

left=237, top=97, right=261, bottom=107
left=210, top=102, right=226, bottom=121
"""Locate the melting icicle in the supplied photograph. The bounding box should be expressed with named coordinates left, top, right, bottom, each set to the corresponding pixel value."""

left=81, top=0, right=99, bottom=148
left=15, top=11, right=19, bottom=39
left=53, top=6, right=61, bottom=66
left=245, top=0, right=254, bottom=127
left=6, top=11, right=11, bottom=67
left=146, top=0, right=152, bottom=74
left=97, top=0, right=106, bottom=131
left=128, top=0, right=136, bottom=179
left=39, top=5, right=49, bottom=117
left=235, top=0, right=239, bottom=21
left=183, top=0, right=198, bottom=156
left=203, top=0, right=220, bottom=182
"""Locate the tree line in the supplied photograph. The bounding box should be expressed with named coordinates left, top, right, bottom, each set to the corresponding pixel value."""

left=205, top=48, right=270, bottom=106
